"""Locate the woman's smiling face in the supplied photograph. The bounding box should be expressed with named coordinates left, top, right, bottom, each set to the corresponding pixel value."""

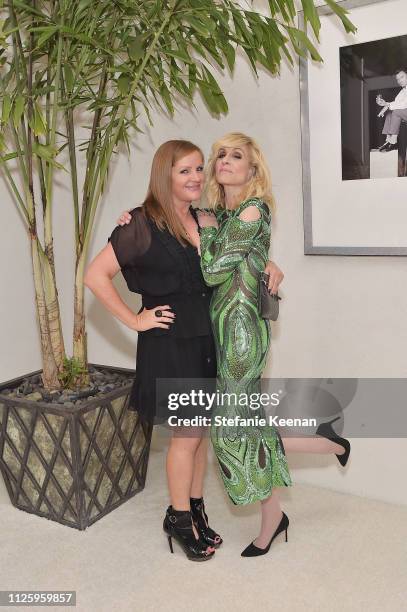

left=215, top=145, right=253, bottom=188
left=171, top=150, right=204, bottom=203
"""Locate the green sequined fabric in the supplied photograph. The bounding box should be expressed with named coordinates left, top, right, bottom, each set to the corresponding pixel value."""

left=200, top=198, right=292, bottom=505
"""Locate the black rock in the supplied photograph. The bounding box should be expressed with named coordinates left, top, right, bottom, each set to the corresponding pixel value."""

left=22, top=379, right=32, bottom=394
left=68, top=387, right=98, bottom=400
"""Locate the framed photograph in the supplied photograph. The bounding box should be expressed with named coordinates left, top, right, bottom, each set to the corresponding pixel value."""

left=299, top=0, right=407, bottom=255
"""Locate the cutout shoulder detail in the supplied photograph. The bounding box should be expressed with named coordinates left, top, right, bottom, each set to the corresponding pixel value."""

left=238, top=205, right=261, bottom=223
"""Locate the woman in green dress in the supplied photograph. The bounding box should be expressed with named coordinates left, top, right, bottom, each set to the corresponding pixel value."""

left=197, top=132, right=350, bottom=557
left=196, top=132, right=292, bottom=556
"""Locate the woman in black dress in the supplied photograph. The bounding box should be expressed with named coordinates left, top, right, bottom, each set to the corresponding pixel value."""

left=85, top=140, right=221, bottom=561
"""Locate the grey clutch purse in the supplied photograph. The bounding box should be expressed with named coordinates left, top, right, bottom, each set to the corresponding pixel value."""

left=258, top=272, right=281, bottom=321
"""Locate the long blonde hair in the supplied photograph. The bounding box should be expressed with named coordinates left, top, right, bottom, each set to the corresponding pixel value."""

left=143, top=139, right=204, bottom=244
left=204, top=132, right=273, bottom=210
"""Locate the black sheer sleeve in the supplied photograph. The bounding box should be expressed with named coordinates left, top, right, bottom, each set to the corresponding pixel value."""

left=108, top=207, right=151, bottom=269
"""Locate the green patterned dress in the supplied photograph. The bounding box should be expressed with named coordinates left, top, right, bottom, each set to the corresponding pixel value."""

left=200, top=197, right=292, bottom=505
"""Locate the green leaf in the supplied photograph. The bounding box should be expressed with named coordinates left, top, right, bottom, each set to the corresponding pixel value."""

left=170, top=61, right=191, bottom=99
left=0, top=151, right=19, bottom=161
left=163, top=48, right=193, bottom=64
left=117, top=74, right=131, bottom=96
left=11, top=0, right=47, bottom=18
left=183, top=15, right=212, bottom=38
left=35, top=26, right=59, bottom=48
left=286, top=26, right=322, bottom=61
left=33, top=103, right=47, bottom=136
left=188, top=62, right=197, bottom=95
left=300, top=0, right=321, bottom=40
left=159, top=82, right=174, bottom=115
left=202, top=66, right=228, bottom=113
left=324, top=0, right=357, bottom=34
left=273, top=0, right=296, bottom=22
left=197, top=79, right=219, bottom=114
left=32, top=141, right=66, bottom=170
left=222, top=41, right=235, bottom=71
left=128, top=36, right=144, bottom=62
left=1, top=94, right=11, bottom=125
left=77, top=0, right=93, bottom=15
left=193, top=36, right=224, bottom=68
left=13, top=95, right=25, bottom=128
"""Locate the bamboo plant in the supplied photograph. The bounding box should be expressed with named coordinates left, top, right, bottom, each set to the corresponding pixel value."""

left=0, top=0, right=355, bottom=391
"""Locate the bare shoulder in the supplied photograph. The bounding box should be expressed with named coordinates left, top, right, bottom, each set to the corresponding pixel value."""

left=237, top=198, right=270, bottom=222
left=238, top=205, right=261, bottom=222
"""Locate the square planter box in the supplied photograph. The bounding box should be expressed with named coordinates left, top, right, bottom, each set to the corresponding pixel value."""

left=0, top=364, right=152, bottom=530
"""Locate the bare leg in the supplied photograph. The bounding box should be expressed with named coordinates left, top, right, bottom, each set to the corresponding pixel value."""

left=166, top=426, right=210, bottom=542
left=252, top=434, right=346, bottom=547
left=282, top=436, right=345, bottom=456
left=190, top=435, right=209, bottom=498
left=254, top=489, right=284, bottom=549
left=166, top=427, right=202, bottom=509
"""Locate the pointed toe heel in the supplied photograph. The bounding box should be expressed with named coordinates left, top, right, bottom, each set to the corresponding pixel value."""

left=316, top=416, right=351, bottom=467
left=241, top=512, right=289, bottom=557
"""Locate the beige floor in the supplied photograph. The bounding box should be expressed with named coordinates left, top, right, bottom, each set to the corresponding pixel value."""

left=1, top=433, right=407, bottom=612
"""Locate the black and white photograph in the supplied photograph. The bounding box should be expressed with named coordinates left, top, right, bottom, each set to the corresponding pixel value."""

left=300, top=0, right=407, bottom=255
left=341, top=34, right=407, bottom=180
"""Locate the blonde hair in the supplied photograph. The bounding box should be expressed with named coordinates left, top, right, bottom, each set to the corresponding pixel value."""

left=142, top=140, right=204, bottom=244
left=204, top=132, right=274, bottom=210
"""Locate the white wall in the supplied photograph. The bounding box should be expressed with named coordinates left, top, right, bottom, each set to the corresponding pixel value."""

left=1, top=4, right=406, bottom=506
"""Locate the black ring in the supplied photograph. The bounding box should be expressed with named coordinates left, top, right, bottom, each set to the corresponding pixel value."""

left=155, top=309, right=163, bottom=318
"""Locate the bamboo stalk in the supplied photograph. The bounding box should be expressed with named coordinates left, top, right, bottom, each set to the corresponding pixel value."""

left=40, top=7, right=66, bottom=373
left=29, top=205, right=60, bottom=390
left=72, top=252, right=88, bottom=380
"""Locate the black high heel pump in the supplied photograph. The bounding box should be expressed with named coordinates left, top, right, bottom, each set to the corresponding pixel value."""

left=241, top=512, right=289, bottom=557
left=190, top=497, right=223, bottom=548
left=316, top=416, right=351, bottom=467
left=163, top=506, right=215, bottom=562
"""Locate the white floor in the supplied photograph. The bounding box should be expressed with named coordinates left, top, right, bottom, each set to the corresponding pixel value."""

left=1, top=433, right=407, bottom=612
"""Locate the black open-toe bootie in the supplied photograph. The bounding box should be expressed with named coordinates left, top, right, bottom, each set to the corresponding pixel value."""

left=190, top=497, right=223, bottom=548
left=163, top=506, right=216, bottom=561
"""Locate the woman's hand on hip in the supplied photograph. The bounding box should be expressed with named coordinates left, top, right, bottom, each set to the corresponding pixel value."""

left=117, top=210, right=132, bottom=225
left=132, top=305, right=175, bottom=331
left=264, top=260, right=284, bottom=294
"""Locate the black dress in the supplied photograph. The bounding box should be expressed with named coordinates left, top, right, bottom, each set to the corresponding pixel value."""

left=108, top=206, right=217, bottom=424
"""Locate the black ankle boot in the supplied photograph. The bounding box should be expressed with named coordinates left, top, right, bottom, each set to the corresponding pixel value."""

left=163, top=506, right=215, bottom=561
left=190, top=497, right=223, bottom=548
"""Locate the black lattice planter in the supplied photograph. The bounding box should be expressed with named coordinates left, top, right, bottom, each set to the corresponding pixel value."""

left=0, top=365, right=152, bottom=530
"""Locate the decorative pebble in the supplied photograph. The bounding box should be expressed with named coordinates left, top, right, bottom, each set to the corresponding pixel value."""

left=1, top=368, right=134, bottom=406
left=25, top=391, right=43, bottom=401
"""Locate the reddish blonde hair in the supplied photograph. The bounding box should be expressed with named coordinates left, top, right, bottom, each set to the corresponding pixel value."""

left=143, top=140, right=204, bottom=244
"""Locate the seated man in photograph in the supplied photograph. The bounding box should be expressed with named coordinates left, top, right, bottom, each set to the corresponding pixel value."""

left=376, top=69, right=407, bottom=152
